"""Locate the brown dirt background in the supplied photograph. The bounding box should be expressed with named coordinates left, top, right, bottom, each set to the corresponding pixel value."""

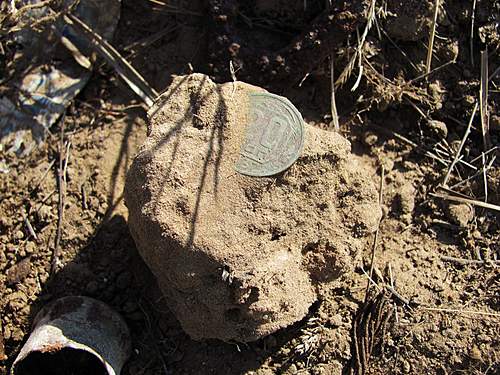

left=0, top=0, right=499, bottom=374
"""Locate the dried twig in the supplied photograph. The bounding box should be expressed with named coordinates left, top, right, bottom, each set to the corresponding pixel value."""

left=388, top=263, right=399, bottom=322
left=23, top=213, right=37, bottom=240
left=123, top=25, right=178, bottom=53
left=481, top=152, right=488, bottom=204
left=442, top=102, right=478, bottom=186
left=440, top=255, right=500, bottom=266
left=365, top=166, right=384, bottom=301
left=336, top=0, right=376, bottom=88
left=31, top=159, right=55, bottom=193
left=369, top=123, right=448, bottom=166
left=470, top=146, right=498, bottom=164
left=470, top=0, right=477, bottom=66
left=431, top=191, right=500, bottom=213
left=330, top=55, right=340, bottom=131
left=420, top=306, right=500, bottom=318
left=360, top=266, right=410, bottom=306
left=64, top=13, right=158, bottom=107
left=489, top=65, right=500, bottom=81
left=479, top=50, right=490, bottom=150
left=407, top=59, right=455, bottom=85
left=51, top=118, right=70, bottom=274
left=147, top=0, right=202, bottom=16
left=450, top=154, right=496, bottom=190
left=379, top=27, right=418, bottom=73
left=425, top=0, right=440, bottom=74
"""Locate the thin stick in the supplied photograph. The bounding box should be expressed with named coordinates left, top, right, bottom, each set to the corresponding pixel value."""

left=24, top=214, right=37, bottom=240
left=440, top=255, right=500, bottom=265
left=335, top=0, right=376, bottom=87
left=437, top=185, right=476, bottom=199
left=380, top=28, right=418, bottom=73
left=369, top=124, right=448, bottom=166
left=408, top=59, right=455, bottom=85
left=365, top=167, right=384, bottom=300
left=470, top=146, right=498, bottom=164
left=425, top=0, right=440, bottom=74
left=361, top=266, right=410, bottom=306
left=431, top=192, right=500, bottom=212
left=404, top=97, right=429, bottom=120
left=388, top=263, right=399, bottom=322
left=51, top=120, right=68, bottom=274
left=64, top=14, right=158, bottom=107
left=330, top=55, right=340, bottom=131
left=420, top=306, right=500, bottom=318
left=147, top=0, right=202, bottom=16
left=360, top=266, right=383, bottom=293
left=31, top=160, right=56, bottom=193
left=442, top=102, right=478, bottom=186
left=123, top=25, right=178, bottom=52
left=482, top=152, right=488, bottom=203
left=470, top=0, right=477, bottom=66
left=480, top=49, right=490, bottom=150
left=449, top=155, right=496, bottom=189
left=489, top=65, right=500, bottom=81
left=385, top=284, right=410, bottom=306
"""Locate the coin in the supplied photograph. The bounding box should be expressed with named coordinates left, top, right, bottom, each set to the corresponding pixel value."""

left=235, top=93, right=305, bottom=177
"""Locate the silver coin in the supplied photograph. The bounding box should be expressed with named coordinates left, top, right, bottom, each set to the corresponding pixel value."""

left=235, top=93, right=305, bottom=177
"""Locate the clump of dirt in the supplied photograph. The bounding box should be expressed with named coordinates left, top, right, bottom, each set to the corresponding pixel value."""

left=125, top=73, right=381, bottom=342
left=385, top=0, right=433, bottom=41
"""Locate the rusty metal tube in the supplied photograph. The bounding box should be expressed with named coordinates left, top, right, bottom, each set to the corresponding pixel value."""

left=11, top=296, right=131, bottom=375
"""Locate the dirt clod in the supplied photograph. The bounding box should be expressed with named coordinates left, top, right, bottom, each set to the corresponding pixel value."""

left=125, top=74, right=381, bottom=342
left=445, top=202, right=474, bottom=228
left=385, top=0, right=432, bottom=41
left=426, top=120, right=448, bottom=139
left=5, top=257, right=31, bottom=286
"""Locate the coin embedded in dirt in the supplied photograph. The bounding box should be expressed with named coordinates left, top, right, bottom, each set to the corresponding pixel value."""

left=235, top=93, right=305, bottom=177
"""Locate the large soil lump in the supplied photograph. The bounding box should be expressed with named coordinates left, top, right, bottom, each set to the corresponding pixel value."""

left=125, top=74, right=381, bottom=342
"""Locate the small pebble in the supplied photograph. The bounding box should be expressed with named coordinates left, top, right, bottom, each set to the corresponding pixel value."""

left=469, top=345, right=482, bottom=361
left=25, top=241, right=36, bottom=254
left=379, top=157, right=394, bottom=172
left=362, top=131, right=378, bottom=146
left=426, top=120, right=448, bottom=139
left=402, top=359, right=411, bottom=373
left=445, top=203, right=473, bottom=227
left=11, top=327, right=24, bottom=342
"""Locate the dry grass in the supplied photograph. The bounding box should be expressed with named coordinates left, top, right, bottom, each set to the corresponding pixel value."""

left=425, top=0, right=440, bottom=74
left=336, top=0, right=377, bottom=89
left=65, top=13, right=158, bottom=107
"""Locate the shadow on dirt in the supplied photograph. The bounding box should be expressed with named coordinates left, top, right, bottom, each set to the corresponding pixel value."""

left=27, top=213, right=321, bottom=374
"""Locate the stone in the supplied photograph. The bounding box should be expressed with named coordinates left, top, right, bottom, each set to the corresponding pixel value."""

left=362, top=131, right=378, bottom=146
left=394, top=182, right=416, bottom=218
left=445, top=202, right=474, bottom=228
left=426, top=119, right=448, bottom=139
left=125, top=74, right=381, bottom=342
